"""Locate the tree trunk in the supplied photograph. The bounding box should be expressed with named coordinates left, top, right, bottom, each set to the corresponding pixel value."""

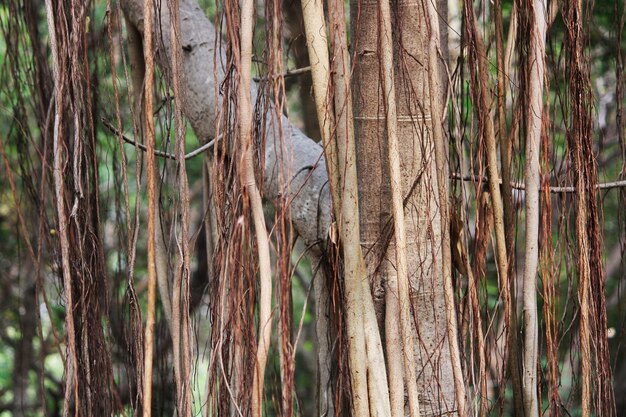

left=122, top=0, right=460, bottom=414
left=351, top=0, right=459, bottom=415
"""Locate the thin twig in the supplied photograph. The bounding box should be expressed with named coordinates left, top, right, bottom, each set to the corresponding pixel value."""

left=451, top=172, right=626, bottom=193
left=101, top=118, right=217, bottom=160
left=253, top=65, right=311, bottom=82
left=103, top=119, right=626, bottom=194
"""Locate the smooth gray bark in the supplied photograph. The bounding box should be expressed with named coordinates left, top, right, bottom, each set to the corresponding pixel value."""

left=121, top=0, right=332, bottom=252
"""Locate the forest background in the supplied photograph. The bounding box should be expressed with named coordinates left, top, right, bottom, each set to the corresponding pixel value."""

left=0, top=0, right=624, bottom=416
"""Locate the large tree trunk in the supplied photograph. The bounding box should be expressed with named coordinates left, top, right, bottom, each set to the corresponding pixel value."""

left=121, top=0, right=458, bottom=414
left=351, top=0, right=459, bottom=415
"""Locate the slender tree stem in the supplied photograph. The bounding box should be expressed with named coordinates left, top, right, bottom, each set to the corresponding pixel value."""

left=504, top=1, right=518, bottom=85
left=235, top=0, right=274, bottom=414
left=44, top=0, right=80, bottom=412
left=301, top=1, right=368, bottom=415
left=464, top=6, right=516, bottom=417
left=301, top=0, right=341, bottom=214
left=494, top=0, right=516, bottom=263
left=425, top=0, right=467, bottom=414
left=140, top=0, right=157, bottom=411
left=168, top=0, right=192, bottom=413
left=333, top=0, right=392, bottom=412
left=522, top=1, right=547, bottom=416
left=378, top=0, right=421, bottom=415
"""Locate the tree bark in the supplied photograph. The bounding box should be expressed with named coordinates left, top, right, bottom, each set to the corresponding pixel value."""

left=121, top=0, right=331, bottom=253
left=121, top=1, right=458, bottom=414
left=351, top=0, right=459, bottom=415
left=521, top=0, right=547, bottom=416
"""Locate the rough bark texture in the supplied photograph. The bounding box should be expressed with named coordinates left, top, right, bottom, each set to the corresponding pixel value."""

left=121, top=0, right=331, bottom=252
left=351, top=1, right=457, bottom=415
left=121, top=0, right=456, bottom=414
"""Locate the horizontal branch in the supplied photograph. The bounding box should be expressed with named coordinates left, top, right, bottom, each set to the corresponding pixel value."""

left=252, top=65, right=311, bottom=82
left=101, top=118, right=217, bottom=160
left=105, top=116, right=626, bottom=194
left=451, top=172, right=626, bottom=193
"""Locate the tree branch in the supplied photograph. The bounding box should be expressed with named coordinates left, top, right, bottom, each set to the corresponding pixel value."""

left=101, top=117, right=218, bottom=160
left=450, top=172, right=626, bottom=193
left=121, top=0, right=332, bottom=251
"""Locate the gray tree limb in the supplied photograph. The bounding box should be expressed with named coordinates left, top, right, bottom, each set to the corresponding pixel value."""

left=121, top=0, right=332, bottom=251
